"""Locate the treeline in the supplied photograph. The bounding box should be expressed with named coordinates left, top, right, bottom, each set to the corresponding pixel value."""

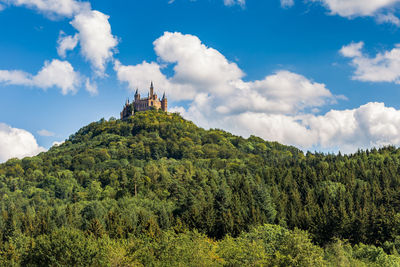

left=1, top=110, right=400, bottom=265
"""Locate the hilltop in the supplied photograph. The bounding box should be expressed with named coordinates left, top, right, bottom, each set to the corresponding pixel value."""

left=1, top=110, right=400, bottom=266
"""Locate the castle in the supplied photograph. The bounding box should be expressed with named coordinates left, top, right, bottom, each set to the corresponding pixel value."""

left=120, top=82, right=168, bottom=120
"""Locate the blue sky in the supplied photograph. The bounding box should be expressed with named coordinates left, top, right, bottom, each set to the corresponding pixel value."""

left=1, top=0, right=400, bottom=161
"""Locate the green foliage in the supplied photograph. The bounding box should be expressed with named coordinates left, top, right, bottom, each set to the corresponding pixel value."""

left=22, top=228, right=108, bottom=266
left=0, top=110, right=400, bottom=265
left=218, top=224, right=326, bottom=266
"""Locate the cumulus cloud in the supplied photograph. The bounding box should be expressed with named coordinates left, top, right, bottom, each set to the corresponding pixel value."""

left=340, top=42, right=400, bottom=84
left=224, top=70, right=337, bottom=115
left=1, top=0, right=90, bottom=17
left=306, top=102, right=400, bottom=151
left=114, top=60, right=172, bottom=94
left=71, top=10, right=118, bottom=74
left=57, top=32, right=78, bottom=58
left=32, top=59, right=81, bottom=94
left=0, top=123, right=45, bottom=163
left=0, top=59, right=81, bottom=94
left=340, top=41, right=364, bottom=57
left=37, top=129, right=55, bottom=137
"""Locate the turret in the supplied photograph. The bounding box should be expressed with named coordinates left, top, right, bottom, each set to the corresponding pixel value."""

left=161, top=92, right=168, bottom=112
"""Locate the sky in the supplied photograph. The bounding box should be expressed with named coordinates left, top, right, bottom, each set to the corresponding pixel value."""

left=2, top=0, right=400, bottom=162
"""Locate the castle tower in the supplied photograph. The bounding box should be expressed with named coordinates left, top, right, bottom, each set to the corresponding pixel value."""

left=134, top=89, right=140, bottom=101
left=161, top=92, right=168, bottom=112
left=150, top=82, right=154, bottom=98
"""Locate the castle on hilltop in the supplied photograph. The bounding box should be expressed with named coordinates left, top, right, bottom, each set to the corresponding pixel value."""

left=120, top=82, right=168, bottom=120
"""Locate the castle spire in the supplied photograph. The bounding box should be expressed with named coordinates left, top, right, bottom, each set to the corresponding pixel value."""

left=150, top=81, right=154, bottom=98
left=162, top=91, right=166, bottom=100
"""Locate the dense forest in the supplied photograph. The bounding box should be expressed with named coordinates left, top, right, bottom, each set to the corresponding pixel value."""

left=1, top=110, right=400, bottom=266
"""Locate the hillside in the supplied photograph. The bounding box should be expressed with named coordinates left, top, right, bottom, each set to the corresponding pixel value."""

left=1, top=110, right=400, bottom=266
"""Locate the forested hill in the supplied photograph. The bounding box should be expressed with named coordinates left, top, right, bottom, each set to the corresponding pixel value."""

left=2, top=110, right=400, bottom=266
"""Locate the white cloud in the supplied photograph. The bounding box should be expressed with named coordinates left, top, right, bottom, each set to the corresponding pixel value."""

left=224, top=70, right=337, bottom=115
left=281, top=0, right=294, bottom=8
left=340, top=41, right=364, bottom=57
left=57, top=32, right=78, bottom=58
left=37, top=129, right=55, bottom=137
left=0, top=59, right=81, bottom=94
left=314, top=0, right=400, bottom=17
left=2, top=0, right=90, bottom=17
left=71, top=10, right=118, bottom=74
left=85, top=78, right=98, bottom=96
left=223, top=0, right=245, bottom=7
left=114, top=60, right=172, bottom=95
left=153, top=32, right=244, bottom=96
left=0, top=70, right=33, bottom=85
left=341, top=42, right=400, bottom=84
left=228, top=102, right=400, bottom=153
left=306, top=102, right=400, bottom=152
left=32, top=59, right=81, bottom=94
left=0, top=123, right=45, bottom=163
